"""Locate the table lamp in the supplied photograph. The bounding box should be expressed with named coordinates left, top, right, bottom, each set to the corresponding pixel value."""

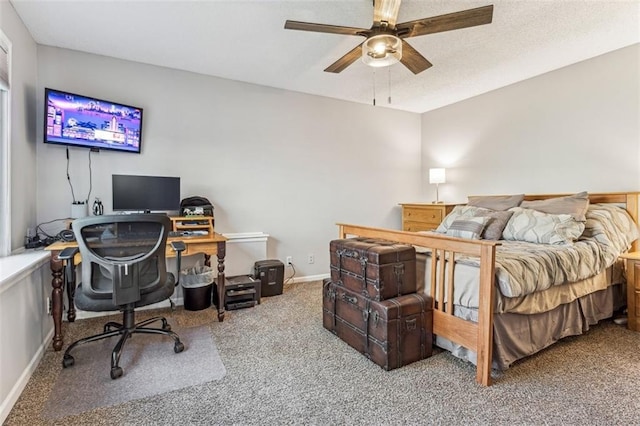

left=429, top=168, right=446, bottom=204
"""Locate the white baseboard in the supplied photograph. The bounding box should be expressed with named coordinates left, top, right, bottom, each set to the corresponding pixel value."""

left=0, top=327, right=54, bottom=425
left=286, top=273, right=329, bottom=284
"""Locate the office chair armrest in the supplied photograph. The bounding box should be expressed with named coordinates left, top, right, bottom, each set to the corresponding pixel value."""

left=170, top=241, right=186, bottom=253
left=58, top=247, right=79, bottom=288
left=58, top=246, right=79, bottom=261
left=170, top=241, right=186, bottom=286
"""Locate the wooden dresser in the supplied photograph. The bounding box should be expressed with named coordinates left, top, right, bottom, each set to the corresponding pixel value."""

left=620, top=252, right=640, bottom=332
left=399, top=203, right=458, bottom=232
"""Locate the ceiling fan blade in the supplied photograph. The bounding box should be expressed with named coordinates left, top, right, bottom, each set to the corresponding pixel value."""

left=284, top=20, right=368, bottom=36
left=373, top=0, right=402, bottom=28
left=396, top=5, right=494, bottom=38
left=324, top=44, right=363, bottom=73
left=400, top=40, right=433, bottom=74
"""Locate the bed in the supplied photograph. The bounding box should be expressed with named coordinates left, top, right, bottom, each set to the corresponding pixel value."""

left=336, top=192, right=640, bottom=386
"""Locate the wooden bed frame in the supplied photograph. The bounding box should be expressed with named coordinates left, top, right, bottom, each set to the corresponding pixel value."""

left=337, top=191, right=639, bottom=386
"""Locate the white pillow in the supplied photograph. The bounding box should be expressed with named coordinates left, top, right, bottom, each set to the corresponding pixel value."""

left=502, top=207, right=585, bottom=245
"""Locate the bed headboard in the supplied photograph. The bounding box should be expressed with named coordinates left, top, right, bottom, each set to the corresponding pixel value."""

left=520, top=192, right=640, bottom=252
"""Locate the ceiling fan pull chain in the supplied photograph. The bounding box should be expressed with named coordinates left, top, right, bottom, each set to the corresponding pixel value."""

left=388, top=67, right=392, bottom=104
left=372, top=69, right=376, bottom=106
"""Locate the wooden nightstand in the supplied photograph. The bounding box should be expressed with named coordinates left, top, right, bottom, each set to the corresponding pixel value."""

left=399, top=203, right=458, bottom=232
left=620, top=252, right=640, bottom=332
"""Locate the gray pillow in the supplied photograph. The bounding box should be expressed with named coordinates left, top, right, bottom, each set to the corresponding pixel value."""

left=467, top=194, right=525, bottom=211
left=436, top=205, right=491, bottom=234
left=474, top=210, right=514, bottom=240
left=445, top=216, right=490, bottom=240
left=520, top=191, right=589, bottom=222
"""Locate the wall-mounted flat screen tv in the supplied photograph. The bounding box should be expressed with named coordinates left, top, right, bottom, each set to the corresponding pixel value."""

left=44, top=88, right=143, bottom=153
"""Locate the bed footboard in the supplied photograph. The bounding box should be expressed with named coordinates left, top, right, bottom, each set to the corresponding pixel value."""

left=337, top=223, right=499, bottom=386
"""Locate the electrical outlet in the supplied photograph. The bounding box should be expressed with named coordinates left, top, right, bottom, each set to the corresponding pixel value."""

left=45, top=297, right=52, bottom=315
left=308, top=254, right=314, bottom=264
left=286, top=256, right=293, bottom=265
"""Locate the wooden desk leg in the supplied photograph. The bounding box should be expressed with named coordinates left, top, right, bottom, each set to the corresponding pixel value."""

left=50, top=253, right=65, bottom=351
left=216, top=241, right=226, bottom=322
left=66, top=262, right=76, bottom=323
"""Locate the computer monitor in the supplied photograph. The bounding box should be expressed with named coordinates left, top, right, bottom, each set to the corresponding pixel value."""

left=112, top=174, right=180, bottom=213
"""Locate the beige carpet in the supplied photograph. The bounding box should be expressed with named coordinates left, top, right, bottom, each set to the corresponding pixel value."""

left=43, top=322, right=225, bottom=419
left=6, top=280, right=640, bottom=425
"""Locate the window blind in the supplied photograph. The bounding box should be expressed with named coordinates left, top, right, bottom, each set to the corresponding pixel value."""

left=0, top=40, right=9, bottom=91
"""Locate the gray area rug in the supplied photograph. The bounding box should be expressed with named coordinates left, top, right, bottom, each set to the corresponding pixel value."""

left=43, top=323, right=225, bottom=419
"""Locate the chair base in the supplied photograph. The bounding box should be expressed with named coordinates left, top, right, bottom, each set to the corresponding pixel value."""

left=62, top=307, right=184, bottom=379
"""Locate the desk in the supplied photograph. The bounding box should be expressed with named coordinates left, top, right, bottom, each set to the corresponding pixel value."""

left=45, top=233, right=227, bottom=351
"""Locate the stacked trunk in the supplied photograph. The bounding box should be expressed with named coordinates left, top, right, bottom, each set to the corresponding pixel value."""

left=324, top=237, right=433, bottom=371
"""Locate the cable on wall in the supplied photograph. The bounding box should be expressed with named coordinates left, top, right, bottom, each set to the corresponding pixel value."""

left=66, top=147, right=94, bottom=206
left=86, top=149, right=93, bottom=204
left=284, top=262, right=296, bottom=285
left=66, top=147, right=77, bottom=203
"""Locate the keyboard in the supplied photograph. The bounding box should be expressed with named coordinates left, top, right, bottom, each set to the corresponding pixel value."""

left=168, top=230, right=209, bottom=238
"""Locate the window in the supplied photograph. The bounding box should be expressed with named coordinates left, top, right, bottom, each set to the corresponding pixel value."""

left=0, top=29, right=11, bottom=256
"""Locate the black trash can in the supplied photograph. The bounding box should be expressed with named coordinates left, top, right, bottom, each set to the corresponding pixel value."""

left=181, top=266, right=215, bottom=311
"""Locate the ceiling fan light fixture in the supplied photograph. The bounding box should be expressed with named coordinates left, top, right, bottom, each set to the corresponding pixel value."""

left=362, top=34, right=402, bottom=67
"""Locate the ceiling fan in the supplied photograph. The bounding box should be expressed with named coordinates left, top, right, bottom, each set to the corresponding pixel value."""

left=284, top=0, right=494, bottom=74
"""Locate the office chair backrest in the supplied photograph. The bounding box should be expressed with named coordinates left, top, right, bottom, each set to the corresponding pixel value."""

left=71, top=214, right=171, bottom=306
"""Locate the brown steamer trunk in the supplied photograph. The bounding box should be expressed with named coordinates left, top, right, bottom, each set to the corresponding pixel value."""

left=329, top=237, right=417, bottom=301
left=322, top=279, right=433, bottom=371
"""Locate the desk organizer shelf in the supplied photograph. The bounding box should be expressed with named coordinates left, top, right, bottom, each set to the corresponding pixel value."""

left=170, top=216, right=214, bottom=238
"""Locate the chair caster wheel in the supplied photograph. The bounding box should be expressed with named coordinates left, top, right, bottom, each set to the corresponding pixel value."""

left=62, top=355, right=74, bottom=368
left=174, top=341, right=185, bottom=353
left=110, top=366, right=123, bottom=379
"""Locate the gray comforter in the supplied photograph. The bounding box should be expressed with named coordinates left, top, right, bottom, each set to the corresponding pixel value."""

left=423, top=204, right=639, bottom=302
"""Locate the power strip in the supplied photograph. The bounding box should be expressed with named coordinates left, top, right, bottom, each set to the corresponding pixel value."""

left=25, top=236, right=56, bottom=249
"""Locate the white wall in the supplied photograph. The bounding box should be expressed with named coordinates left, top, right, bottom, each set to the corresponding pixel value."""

left=0, top=257, right=52, bottom=424
left=36, top=47, right=423, bottom=277
left=421, top=44, right=640, bottom=203
left=0, top=1, right=44, bottom=422
left=0, top=0, right=38, bottom=252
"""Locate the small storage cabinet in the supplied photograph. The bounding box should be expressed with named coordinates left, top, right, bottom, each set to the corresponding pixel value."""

left=399, top=203, right=457, bottom=232
left=620, top=252, right=640, bottom=332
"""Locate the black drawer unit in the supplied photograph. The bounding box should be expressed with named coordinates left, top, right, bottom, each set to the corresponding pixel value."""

left=225, top=275, right=261, bottom=310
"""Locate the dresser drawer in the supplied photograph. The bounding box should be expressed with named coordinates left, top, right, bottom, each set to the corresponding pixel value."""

left=621, top=255, right=640, bottom=332
left=403, top=221, right=438, bottom=232
left=403, top=207, right=443, bottom=224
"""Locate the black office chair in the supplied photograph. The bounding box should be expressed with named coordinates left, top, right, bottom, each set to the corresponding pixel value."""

left=59, top=214, right=186, bottom=379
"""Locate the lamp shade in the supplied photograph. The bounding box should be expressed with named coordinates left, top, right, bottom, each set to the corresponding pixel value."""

left=429, top=168, right=446, bottom=184
left=361, top=34, right=402, bottom=67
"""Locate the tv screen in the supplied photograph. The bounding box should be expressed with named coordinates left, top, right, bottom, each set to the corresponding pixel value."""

left=112, top=175, right=180, bottom=212
left=44, top=88, right=143, bottom=153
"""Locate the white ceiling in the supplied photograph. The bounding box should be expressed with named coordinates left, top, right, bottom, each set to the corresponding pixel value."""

left=9, top=0, right=640, bottom=113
